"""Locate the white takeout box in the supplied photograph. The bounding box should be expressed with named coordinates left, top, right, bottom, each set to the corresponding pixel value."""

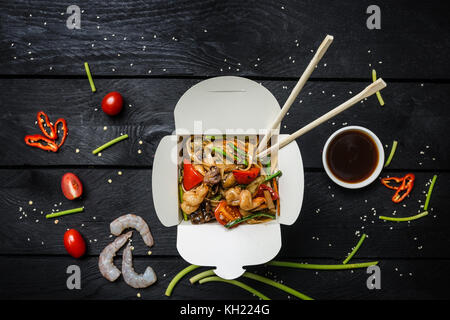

left=152, top=76, right=304, bottom=279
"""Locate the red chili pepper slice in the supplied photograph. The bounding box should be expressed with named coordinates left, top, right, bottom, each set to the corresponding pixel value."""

left=24, top=134, right=59, bottom=152
left=54, top=118, right=68, bottom=148
left=380, top=173, right=415, bottom=203
left=255, top=184, right=279, bottom=200
left=37, top=111, right=57, bottom=140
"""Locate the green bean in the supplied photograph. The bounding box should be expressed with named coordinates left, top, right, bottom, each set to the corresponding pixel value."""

left=384, top=140, right=398, bottom=167
left=198, top=276, right=270, bottom=300
left=92, top=134, right=129, bottom=154
left=45, top=207, right=84, bottom=219
left=84, top=62, right=96, bottom=92
left=424, top=175, right=437, bottom=211
left=267, top=260, right=378, bottom=270
left=379, top=211, right=428, bottom=222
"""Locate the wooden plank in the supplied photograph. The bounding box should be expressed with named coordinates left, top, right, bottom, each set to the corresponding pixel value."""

left=0, top=78, right=448, bottom=169
left=1, top=0, right=449, bottom=79
left=0, top=255, right=448, bottom=299
left=1, top=169, right=447, bottom=258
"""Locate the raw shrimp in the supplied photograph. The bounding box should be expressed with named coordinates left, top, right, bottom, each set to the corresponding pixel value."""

left=239, top=189, right=265, bottom=211
left=98, top=231, right=132, bottom=282
left=182, top=183, right=209, bottom=207
left=122, top=242, right=157, bottom=288
left=110, top=214, right=154, bottom=247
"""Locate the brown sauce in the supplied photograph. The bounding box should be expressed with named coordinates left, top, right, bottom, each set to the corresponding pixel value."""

left=326, top=129, right=379, bottom=183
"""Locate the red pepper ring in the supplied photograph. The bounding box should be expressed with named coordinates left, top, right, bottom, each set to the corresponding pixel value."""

left=24, top=134, right=59, bottom=152
left=380, top=173, right=415, bottom=203
left=54, top=118, right=68, bottom=148
left=37, top=111, right=57, bottom=140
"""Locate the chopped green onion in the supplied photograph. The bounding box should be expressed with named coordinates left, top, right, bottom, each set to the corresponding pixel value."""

left=213, top=146, right=248, bottom=166
left=424, top=175, right=437, bottom=211
left=384, top=140, right=398, bottom=167
left=227, top=142, right=249, bottom=166
left=267, top=260, right=378, bottom=270
left=45, top=207, right=84, bottom=219
left=211, top=194, right=223, bottom=201
left=372, top=69, right=384, bottom=106
left=379, top=211, right=429, bottom=222
left=84, top=62, right=96, bottom=92
left=342, top=234, right=367, bottom=264
left=198, top=276, right=270, bottom=300
left=189, top=269, right=215, bottom=284
left=165, top=265, right=200, bottom=296
left=92, top=134, right=129, bottom=155
left=264, top=170, right=282, bottom=181
left=179, top=184, right=188, bottom=221
left=243, top=272, right=313, bottom=300
left=224, top=212, right=275, bottom=229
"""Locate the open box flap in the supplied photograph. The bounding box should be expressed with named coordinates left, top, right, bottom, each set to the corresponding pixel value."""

left=278, top=138, right=304, bottom=225
left=174, top=76, right=281, bottom=134
left=152, top=135, right=181, bottom=227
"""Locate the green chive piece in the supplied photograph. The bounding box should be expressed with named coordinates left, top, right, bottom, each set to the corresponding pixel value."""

left=384, top=140, right=398, bottom=167
left=243, top=272, right=313, bottom=300
left=372, top=69, right=385, bottom=106
left=84, top=62, right=96, bottom=92
left=179, top=184, right=188, bottom=221
left=342, top=234, right=367, bottom=264
left=198, top=276, right=270, bottom=300
left=264, top=170, right=282, bottom=181
left=189, top=269, right=215, bottom=284
left=224, top=212, right=275, bottom=229
left=165, top=265, right=200, bottom=296
left=378, top=211, right=429, bottom=222
left=267, top=260, right=378, bottom=270
left=45, top=207, right=84, bottom=219
left=92, top=134, right=129, bottom=154
left=424, top=175, right=437, bottom=211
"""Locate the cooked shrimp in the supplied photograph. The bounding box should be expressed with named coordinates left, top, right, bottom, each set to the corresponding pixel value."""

left=98, top=231, right=132, bottom=282
left=182, top=183, right=209, bottom=207
left=181, top=201, right=199, bottom=215
left=224, top=186, right=241, bottom=206
left=110, top=214, right=154, bottom=247
left=122, top=242, right=157, bottom=288
left=239, top=190, right=266, bottom=211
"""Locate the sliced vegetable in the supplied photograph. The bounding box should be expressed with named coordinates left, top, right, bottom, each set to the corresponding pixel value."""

left=243, top=272, right=313, bottom=300
left=372, top=69, right=385, bottom=106
left=24, top=134, right=59, bottom=152
left=179, top=183, right=188, bottom=221
left=64, top=229, right=86, bottom=258
left=45, top=207, right=84, bottom=219
left=224, top=212, right=275, bottom=229
left=61, top=173, right=83, bottom=200
left=272, top=178, right=280, bottom=216
left=198, top=276, right=270, bottom=300
left=264, top=170, right=282, bottom=182
left=384, top=140, right=398, bottom=167
left=212, top=146, right=243, bottom=165
left=380, top=173, right=415, bottom=203
left=342, top=234, right=367, bottom=264
left=255, top=184, right=279, bottom=200
left=92, top=134, right=129, bottom=155
left=214, top=200, right=241, bottom=226
left=165, top=264, right=200, bottom=296
left=37, top=111, right=57, bottom=140
left=182, top=159, right=204, bottom=191
left=232, top=167, right=260, bottom=185
left=267, top=260, right=379, bottom=270
left=246, top=176, right=266, bottom=195
left=84, top=62, right=96, bottom=92
left=423, top=175, right=437, bottom=211
left=379, top=211, right=429, bottom=222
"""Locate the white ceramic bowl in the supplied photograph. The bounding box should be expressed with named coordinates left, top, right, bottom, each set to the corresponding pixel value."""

left=322, top=126, right=384, bottom=189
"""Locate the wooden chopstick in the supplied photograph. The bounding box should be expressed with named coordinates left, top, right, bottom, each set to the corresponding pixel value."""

left=256, top=34, right=334, bottom=154
left=257, top=78, right=387, bottom=158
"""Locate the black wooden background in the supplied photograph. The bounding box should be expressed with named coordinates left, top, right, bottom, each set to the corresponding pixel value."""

left=0, top=0, right=449, bottom=300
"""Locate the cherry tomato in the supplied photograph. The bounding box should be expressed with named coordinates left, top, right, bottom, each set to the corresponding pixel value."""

left=183, top=159, right=204, bottom=191
left=214, top=200, right=241, bottom=226
left=61, top=172, right=83, bottom=200
left=64, top=229, right=86, bottom=258
left=232, top=167, right=260, bottom=184
left=101, top=91, right=123, bottom=116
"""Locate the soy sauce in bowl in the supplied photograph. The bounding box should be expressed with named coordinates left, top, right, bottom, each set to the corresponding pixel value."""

left=325, top=129, right=379, bottom=184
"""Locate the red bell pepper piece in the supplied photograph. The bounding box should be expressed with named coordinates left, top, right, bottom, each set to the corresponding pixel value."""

left=182, top=159, right=204, bottom=191
left=232, top=167, right=260, bottom=185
